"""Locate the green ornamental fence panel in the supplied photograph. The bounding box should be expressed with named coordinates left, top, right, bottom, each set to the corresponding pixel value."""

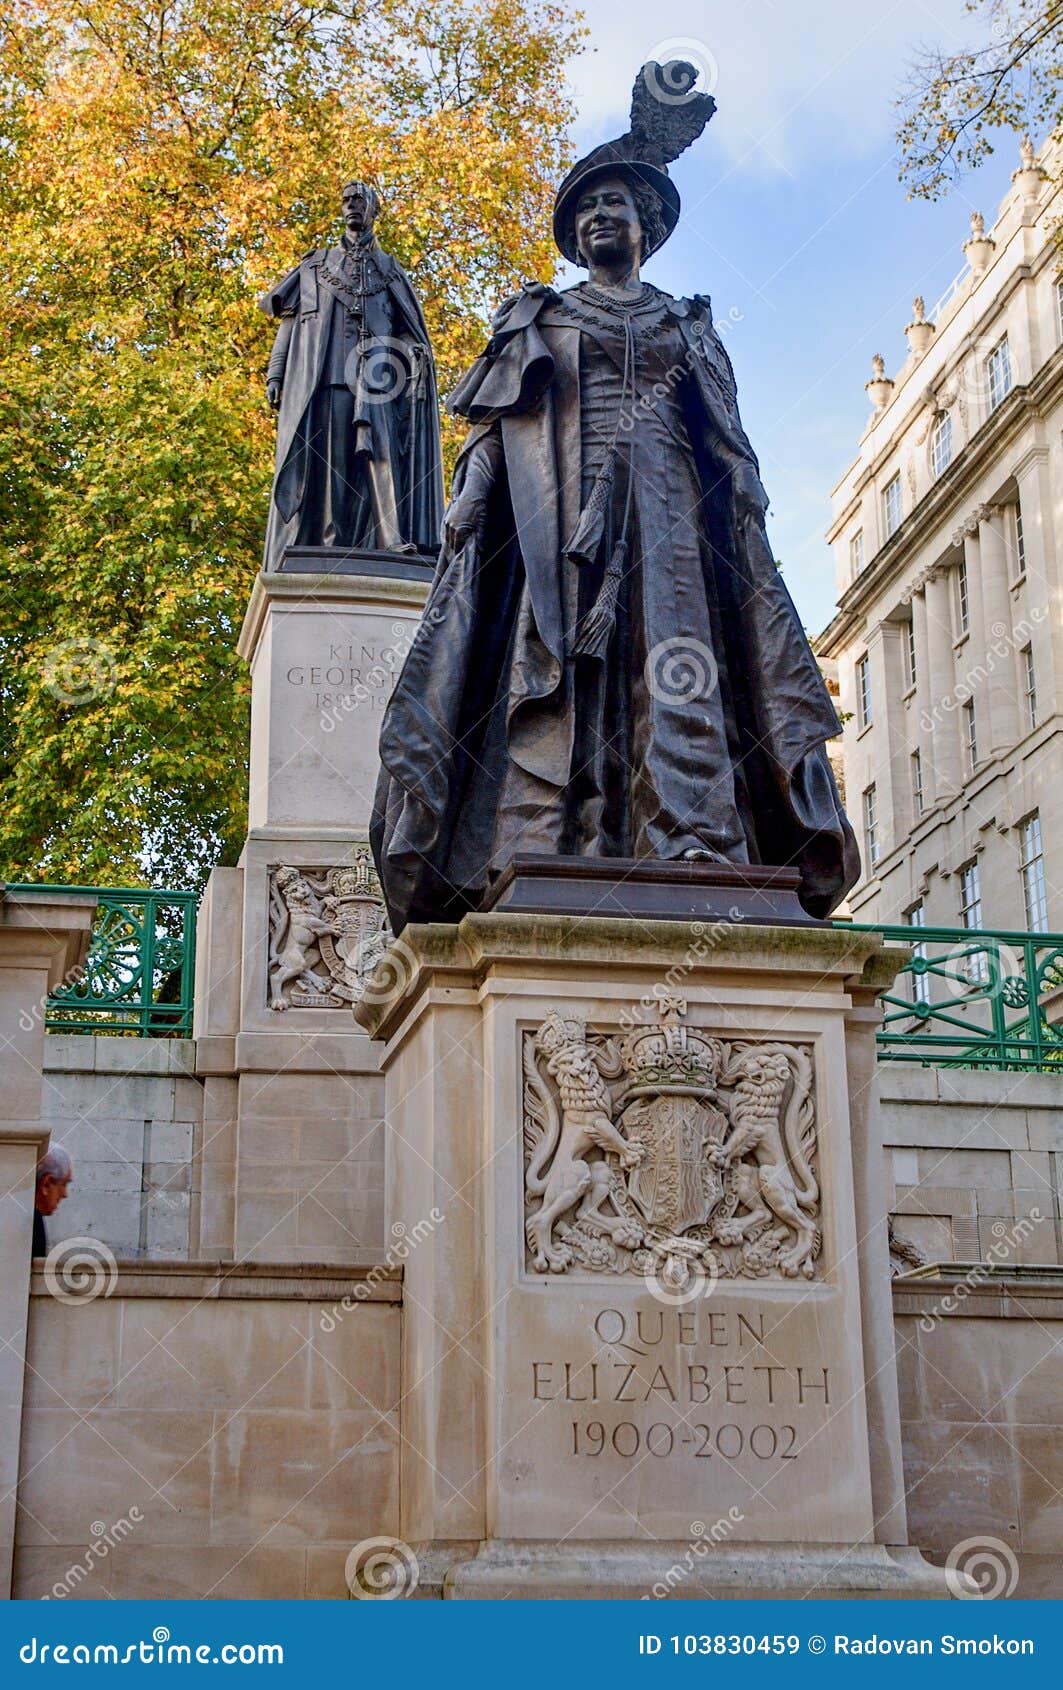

left=6, top=884, right=197, bottom=1038
left=848, top=922, right=1063, bottom=1072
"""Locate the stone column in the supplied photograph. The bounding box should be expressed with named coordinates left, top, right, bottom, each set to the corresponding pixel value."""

left=923, top=563, right=962, bottom=800
left=844, top=982, right=909, bottom=1546
left=193, top=558, right=431, bottom=1265
left=1013, top=446, right=1058, bottom=705
left=977, top=505, right=1019, bottom=755
left=0, top=888, right=95, bottom=1598
left=865, top=622, right=907, bottom=846
left=911, top=586, right=933, bottom=807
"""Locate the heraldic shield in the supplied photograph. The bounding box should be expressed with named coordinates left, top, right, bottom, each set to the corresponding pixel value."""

left=617, top=994, right=729, bottom=1238
left=619, top=1092, right=727, bottom=1236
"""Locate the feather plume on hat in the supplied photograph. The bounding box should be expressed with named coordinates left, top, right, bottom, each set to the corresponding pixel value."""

left=553, top=61, right=716, bottom=264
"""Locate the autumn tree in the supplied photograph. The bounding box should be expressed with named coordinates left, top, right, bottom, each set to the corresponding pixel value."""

left=0, top=0, right=582, bottom=887
left=896, top=0, right=1062, bottom=198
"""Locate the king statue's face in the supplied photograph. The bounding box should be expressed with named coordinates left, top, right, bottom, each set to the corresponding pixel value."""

left=573, top=175, right=643, bottom=268
left=341, top=181, right=375, bottom=235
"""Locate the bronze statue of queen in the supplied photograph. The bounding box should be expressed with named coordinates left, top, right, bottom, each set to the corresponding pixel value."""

left=372, top=63, right=858, bottom=932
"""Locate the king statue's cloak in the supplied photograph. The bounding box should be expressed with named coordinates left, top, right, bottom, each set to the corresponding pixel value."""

left=372, top=283, right=858, bottom=930
left=259, top=242, right=443, bottom=567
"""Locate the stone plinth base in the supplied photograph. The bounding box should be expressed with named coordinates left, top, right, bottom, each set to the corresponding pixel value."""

left=355, top=913, right=940, bottom=1584
left=431, top=1539, right=948, bottom=1600
left=484, top=855, right=820, bottom=925
left=191, top=554, right=431, bottom=1261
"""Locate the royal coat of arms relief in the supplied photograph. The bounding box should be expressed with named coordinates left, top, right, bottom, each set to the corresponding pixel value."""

left=267, top=854, right=390, bottom=1010
left=522, top=994, right=821, bottom=1284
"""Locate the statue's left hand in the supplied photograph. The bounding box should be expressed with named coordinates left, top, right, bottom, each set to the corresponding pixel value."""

left=443, top=490, right=487, bottom=554
left=732, top=463, right=769, bottom=522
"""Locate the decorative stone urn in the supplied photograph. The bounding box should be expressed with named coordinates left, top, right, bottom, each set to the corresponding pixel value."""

left=964, top=210, right=996, bottom=276
left=865, top=353, right=895, bottom=411
left=904, top=297, right=936, bottom=359
left=1012, top=135, right=1045, bottom=208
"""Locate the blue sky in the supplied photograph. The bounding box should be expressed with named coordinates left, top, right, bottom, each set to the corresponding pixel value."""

left=562, top=0, right=1021, bottom=635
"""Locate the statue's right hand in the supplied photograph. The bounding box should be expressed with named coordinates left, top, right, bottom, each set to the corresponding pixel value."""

left=443, top=491, right=486, bottom=553
left=266, top=380, right=282, bottom=411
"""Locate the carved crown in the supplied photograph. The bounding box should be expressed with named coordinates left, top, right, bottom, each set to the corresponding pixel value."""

left=327, top=855, right=379, bottom=902
left=535, top=1010, right=590, bottom=1058
left=620, top=994, right=722, bottom=1097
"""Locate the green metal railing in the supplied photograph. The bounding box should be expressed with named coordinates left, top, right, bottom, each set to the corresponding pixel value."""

left=7, top=884, right=197, bottom=1037
left=5, top=883, right=1063, bottom=1068
left=848, top=922, right=1063, bottom=1071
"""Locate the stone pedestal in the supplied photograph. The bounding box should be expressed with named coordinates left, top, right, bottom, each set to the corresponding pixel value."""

left=193, top=553, right=431, bottom=1262
left=355, top=913, right=949, bottom=1598
left=0, top=887, right=95, bottom=1597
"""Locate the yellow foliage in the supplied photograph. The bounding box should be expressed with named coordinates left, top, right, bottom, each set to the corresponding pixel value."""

left=0, top=0, right=583, bottom=885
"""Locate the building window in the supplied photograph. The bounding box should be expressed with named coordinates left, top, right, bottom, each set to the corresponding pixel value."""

left=1056, top=277, right=1063, bottom=342
left=883, top=474, right=903, bottom=538
left=911, top=749, right=924, bottom=816
left=1022, top=643, right=1037, bottom=729
left=963, top=697, right=978, bottom=771
left=986, top=335, right=1012, bottom=410
left=905, top=898, right=927, bottom=963
left=855, top=653, right=872, bottom=729
left=1011, top=500, right=1026, bottom=578
left=863, top=784, right=880, bottom=867
left=1019, top=812, right=1048, bottom=933
left=930, top=412, right=953, bottom=476
left=849, top=529, right=864, bottom=578
left=904, top=618, right=917, bottom=690
left=956, top=557, right=970, bottom=635
left=959, top=859, right=988, bottom=983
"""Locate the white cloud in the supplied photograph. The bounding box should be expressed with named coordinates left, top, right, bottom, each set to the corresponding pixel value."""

left=567, top=0, right=980, bottom=173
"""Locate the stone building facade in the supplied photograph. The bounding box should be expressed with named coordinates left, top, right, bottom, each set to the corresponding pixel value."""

left=817, top=136, right=1063, bottom=933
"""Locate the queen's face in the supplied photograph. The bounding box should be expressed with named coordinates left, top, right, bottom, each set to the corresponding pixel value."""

left=573, top=175, right=642, bottom=268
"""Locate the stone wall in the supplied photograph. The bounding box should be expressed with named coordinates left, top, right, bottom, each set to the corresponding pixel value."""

left=13, top=1260, right=1061, bottom=1600
left=882, top=1066, right=1063, bottom=1267
left=39, top=1036, right=389, bottom=1265
left=894, top=1273, right=1063, bottom=1598
left=41, top=1038, right=204, bottom=1259
left=17, top=1035, right=1063, bottom=1600
left=13, top=1262, right=400, bottom=1600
